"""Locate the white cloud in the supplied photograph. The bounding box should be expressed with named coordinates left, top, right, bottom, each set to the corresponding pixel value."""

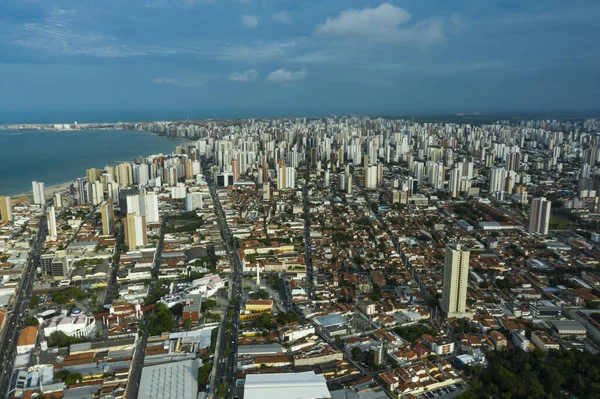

left=229, top=69, right=258, bottom=82
left=273, top=11, right=291, bottom=24
left=242, top=15, right=258, bottom=28
left=315, top=3, right=410, bottom=40
left=267, top=68, right=307, bottom=83
left=152, top=76, right=205, bottom=88
left=218, top=40, right=301, bottom=62
left=315, top=2, right=460, bottom=44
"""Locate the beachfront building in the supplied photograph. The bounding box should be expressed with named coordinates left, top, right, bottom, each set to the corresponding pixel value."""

left=32, top=181, right=45, bottom=206
left=0, top=196, right=13, bottom=223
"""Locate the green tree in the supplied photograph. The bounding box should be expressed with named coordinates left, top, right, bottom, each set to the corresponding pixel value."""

left=205, top=299, right=217, bottom=310
left=351, top=347, right=361, bottom=361
left=65, top=372, right=83, bottom=386
left=216, top=383, right=228, bottom=398
left=148, top=303, right=174, bottom=336
left=183, top=318, right=193, bottom=331
left=23, top=315, right=39, bottom=326
left=54, top=370, right=70, bottom=381
left=48, top=331, right=71, bottom=348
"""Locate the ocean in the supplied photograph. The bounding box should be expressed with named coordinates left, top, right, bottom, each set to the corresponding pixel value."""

left=0, top=129, right=181, bottom=196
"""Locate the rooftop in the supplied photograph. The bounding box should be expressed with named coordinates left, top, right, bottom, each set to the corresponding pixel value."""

left=244, top=371, right=331, bottom=399
left=138, top=359, right=199, bottom=399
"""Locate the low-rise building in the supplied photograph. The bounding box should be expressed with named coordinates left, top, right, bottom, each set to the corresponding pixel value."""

left=17, top=326, right=38, bottom=355
left=531, top=331, right=560, bottom=352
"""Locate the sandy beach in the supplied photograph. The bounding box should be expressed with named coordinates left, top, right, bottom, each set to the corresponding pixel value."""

left=11, top=181, right=74, bottom=205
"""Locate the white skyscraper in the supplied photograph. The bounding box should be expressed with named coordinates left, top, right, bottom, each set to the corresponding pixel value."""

left=186, top=192, right=203, bottom=211
left=365, top=165, right=378, bottom=190
left=46, top=206, right=57, bottom=238
left=90, top=181, right=104, bottom=205
left=276, top=161, right=296, bottom=190
left=448, top=167, right=462, bottom=198
left=489, top=167, right=507, bottom=194
left=32, top=181, right=46, bottom=206
left=141, top=193, right=159, bottom=223
left=126, top=193, right=159, bottom=224
left=441, top=243, right=471, bottom=319
left=529, top=197, right=551, bottom=235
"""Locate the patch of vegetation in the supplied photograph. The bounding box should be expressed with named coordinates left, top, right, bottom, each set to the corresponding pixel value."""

left=24, top=315, right=39, bottom=326
left=166, top=212, right=204, bottom=233
left=52, top=287, right=87, bottom=305
left=47, top=331, right=85, bottom=348
left=148, top=303, right=174, bottom=336
left=460, top=348, right=600, bottom=399
left=393, top=323, right=437, bottom=343
left=198, top=362, right=213, bottom=392
left=30, top=295, right=41, bottom=308
left=249, top=291, right=270, bottom=300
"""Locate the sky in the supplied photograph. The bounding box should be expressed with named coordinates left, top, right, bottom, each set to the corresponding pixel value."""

left=1, top=0, right=600, bottom=121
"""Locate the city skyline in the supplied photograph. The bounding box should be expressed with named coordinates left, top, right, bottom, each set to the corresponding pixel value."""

left=1, top=1, right=600, bottom=118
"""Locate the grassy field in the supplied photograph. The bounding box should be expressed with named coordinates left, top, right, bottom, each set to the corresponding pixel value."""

left=549, top=215, right=576, bottom=230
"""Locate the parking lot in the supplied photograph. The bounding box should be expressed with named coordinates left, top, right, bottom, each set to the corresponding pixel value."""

left=416, top=384, right=466, bottom=399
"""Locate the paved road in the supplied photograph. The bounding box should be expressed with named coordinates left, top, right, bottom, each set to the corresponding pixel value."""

left=0, top=214, right=47, bottom=399
left=104, top=224, right=125, bottom=306
left=302, top=144, right=315, bottom=301
left=202, top=159, right=243, bottom=399
left=123, top=216, right=168, bottom=399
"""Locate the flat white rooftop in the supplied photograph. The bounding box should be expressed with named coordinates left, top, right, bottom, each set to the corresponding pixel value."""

left=139, top=359, right=199, bottom=399
left=244, top=371, right=331, bottom=399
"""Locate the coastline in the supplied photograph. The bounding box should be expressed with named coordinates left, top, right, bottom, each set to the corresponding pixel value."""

left=1, top=128, right=195, bottom=200
left=11, top=182, right=73, bottom=204
left=5, top=135, right=197, bottom=204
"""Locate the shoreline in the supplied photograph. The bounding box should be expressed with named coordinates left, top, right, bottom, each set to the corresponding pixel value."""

left=11, top=182, right=74, bottom=204
left=4, top=135, right=197, bottom=202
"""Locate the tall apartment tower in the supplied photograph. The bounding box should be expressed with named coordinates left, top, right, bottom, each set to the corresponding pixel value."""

left=441, top=243, right=471, bottom=319
left=125, top=213, right=147, bottom=249
left=54, top=193, right=63, bottom=209
left=232, top=159, right=240, bottom=182
left=529, top=197, right=551, bottom=235
left=0, top=196, right=13, bottom=223
left=101, top=199, right=115, bottom=236
left=32, top=181, right=46, bottom=206
left=448, top=167, right=462, bottom=198
left=46, top=206, right=58, bottom=238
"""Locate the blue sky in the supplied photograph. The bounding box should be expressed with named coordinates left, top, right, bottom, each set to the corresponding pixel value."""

left=1, top=0, right=599, bottom=120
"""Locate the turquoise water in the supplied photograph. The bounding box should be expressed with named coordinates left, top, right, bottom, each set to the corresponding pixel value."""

left=0, top=129, right=179, bottom=195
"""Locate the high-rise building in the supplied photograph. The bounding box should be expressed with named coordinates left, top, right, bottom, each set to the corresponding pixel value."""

left=365, top=165, right=378, bottom=190
left=125, top=213, right=147, bottom=249
left=32, top=181, right=45, bottom=206
left=77, top=178, right=87, bottom=204
left=489, top=167, right=507, bottom=194
left=54, top=193, right=63, bottom=209
left=506, top=151, right=520, bottom=172
left=441, top=243, right=471, bottom=319
left=448, top=167, right=462, bottom=198
left=126, top=193, right=159, bottom=223
left=90, top=181, right=104, bottom=205
left=232, top=159, right=240, bottom=182
left=529, top=197, right=551, bottom=235
left=116, top=162, right=133, bottom=187
left=0, top=196, right=13, bottom=223
left=277, top=160, right=295, bottom=190
left=47, top=206, right=58, bottom=238
left=100, top=199, right=115, bottom=236
left=86, top=168, right=103, bottom=183
left=185, top=192, right=203, bottom=211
